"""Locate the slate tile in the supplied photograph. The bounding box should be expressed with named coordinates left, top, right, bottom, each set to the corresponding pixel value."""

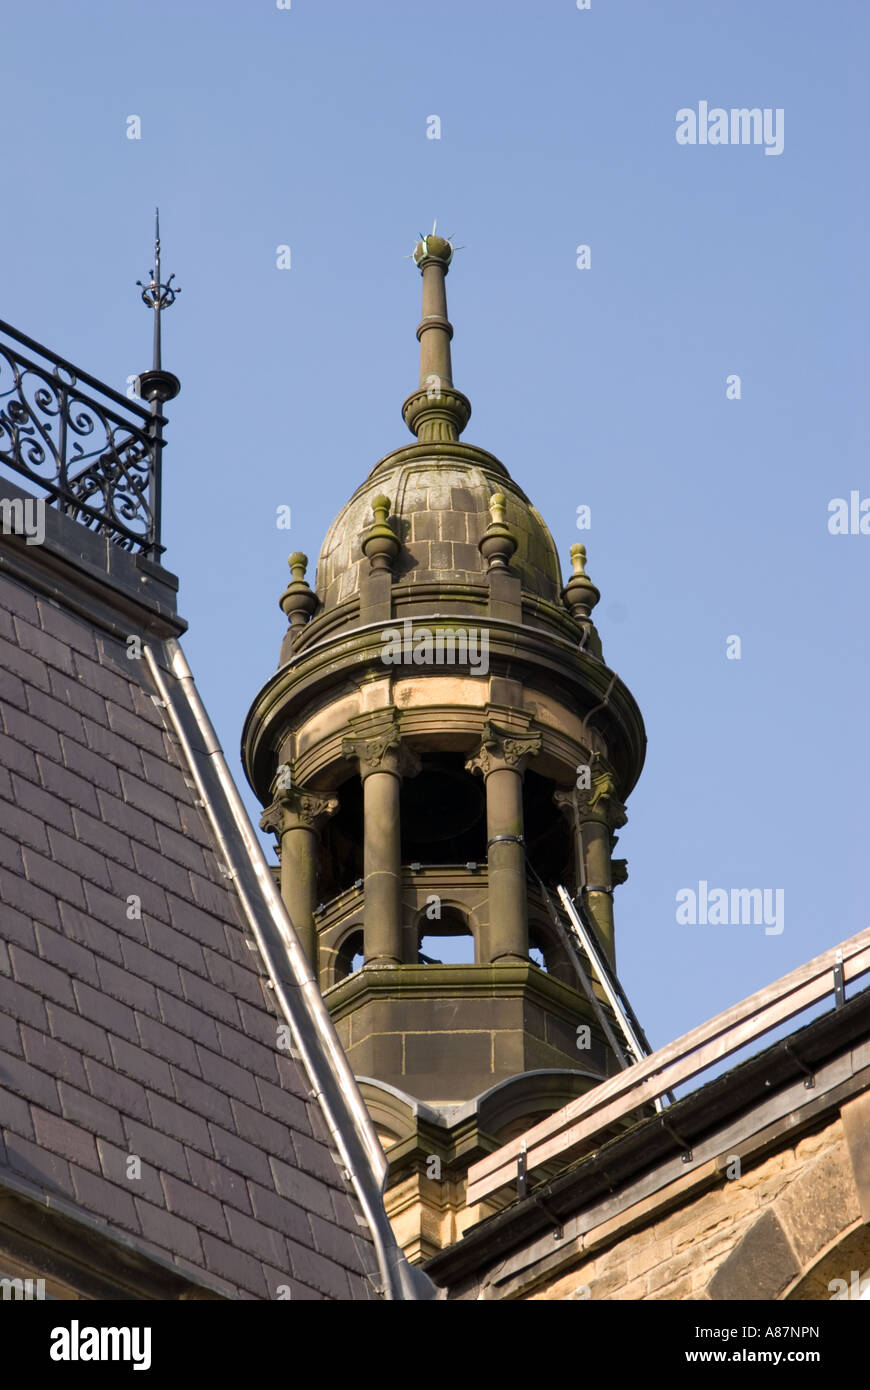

left=21, top=846, right=87, bottom=908
left=171, top=1068, right=233, bottom=1128
left=37, top=754, right=101, bottom=816
left=123, top=1118, right=191, bottom=1183
left=130, top=845, right=191, bottom=900
left=136, top=1015, right=199, bottom=1076
left=2, top=704, right=62, bottom=761
left=34, top=923, right=100, bottom=987
left=58, top=1082, right=125, bottom=1144
left=47, top=669, right=107, bottom=724
left=255, top=1075, right=314, bottom=1136
left=32, top=1107, right=100, bottom=1173
left=229, top=1098, right=291, bottom=1158
left=139, top=749, right=193, bottom=801
left=10, top=945, right=75, bottom=1008
left=10, top=772, right=75, bottom=834
left=286, top=1238, right=351, bottom=1300
left=39, top=600, right=97, bottom=657
left=0, top=902, right=36, bottom=952
left=203, top=948, right=264, bottom=1007
left=45, top=1004, right=111, bottom=1065
left=197, top=1046, right=259, bottom=1108
left=209, top=1125, right=273, bottom=1187
left=0, top=1086, right=34, bottom=1147
left=0, top=635, right=51, bottom=693
left=14, top=617, right=75, bottom=675
left=60, top=735, right=122, bottom=796
left=97, top=959, right=159, bottom=1015
left=144, top=918, right=206, bottom=975
left=247, top=1181, right=313, bottom=1244
left=224, top=1205, right=286, bottom=1266
left=292, top=1131, right=344, bottom=1188
left=104, top=864, right=169, bottom=926
left=161, top=1173, right=229, bottom=1240
left=0, top=1009, right=20, bottom=1054
left=83, top=881, right=147, bottom=939
left=0, top=666, right=26, bottom=710
left=70, top=809, right=134, bottom=868
left=97, top=1137, right=164, bottom=1205
left=0, top=972, right=48, bottom=1030
left=73, top=981, right=139, bottom=1044
left=0, top=832, right=23, bottom=873
left=106, top=701, right=166, bottom=756
left=200, top=1234, right=268, bottom=1299
left=154, top=823, right=209, bottom=876
left=57, top=903, right=124, bottom=966
left=110, top=1036, right=173, bottom=1097
left=72, top=651, right=135, bottom=710
left=148, top=1093, right=212, bottom=1153
left=25, top=686, right=86, bottom=742
left=82, top=718, right=145, bottom=777
left=215, top=1021, right=279, bottom=1086
left=20, top=1026, right=89, bottom=1090
left=85, top=1057, right=151, bottom=1123
left=179, top=969, right=241, bottom=1029
left=309, top=1213, right=376, bottom=1273
left=3, top=870, right=63, bottom=930
left=134, top=1198, right=204, bottom=1265
left=119, top=770, right=181, bottom=830
left=5, top=1131, right=73, bottom=1193
left=70, top=1165, right=140, bottom=1234
left=2, top=801, right=49, bottom=854
left=119, top=944, right=184, bottom=1000
left=164, top=892, right=225, bottom=949
left=185, top=1148, right=252, bottom=1213
left=94, top=789, right=159, bottom=847
left=269, top=1156, right=335, bottom=1220
left=1, top=579, right=40, bottom=624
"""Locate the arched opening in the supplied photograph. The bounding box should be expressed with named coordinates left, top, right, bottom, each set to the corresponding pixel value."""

left=418, top=905, right=476, bottom=965
left=319, top=774, right=363, bottom=900
left=529, top=921, right=575, bottom=986
left=401, top=753, right=485, bottom=865
left=523, top=768, right=573, bottom=887
left=333, top=928, right=364, bottom=983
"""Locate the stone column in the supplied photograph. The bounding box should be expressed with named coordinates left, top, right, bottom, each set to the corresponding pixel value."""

left=261, top=785, right=338, bottom=967
left=343, top=719, right=420, bottom=966
left=466, top=723, right=541, bottom=964
left=554, top=752, right=627, bottom=969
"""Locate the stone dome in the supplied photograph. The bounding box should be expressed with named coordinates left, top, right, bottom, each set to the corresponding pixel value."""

left=314, top=442, right=564, bottom=614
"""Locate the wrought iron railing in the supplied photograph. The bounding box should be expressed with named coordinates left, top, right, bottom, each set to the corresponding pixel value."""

left=0, top=318, right=167, bottom=558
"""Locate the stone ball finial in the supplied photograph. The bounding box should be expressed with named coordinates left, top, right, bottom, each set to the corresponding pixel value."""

left=414, top=233, right=453, bottom=267
left=279, top=551, right=318, bottom=630
left=361, top=493, right=401, bottom=573
left=478, top=492, right=518, bottom=572
left=564, top=543, right=601, bottom=618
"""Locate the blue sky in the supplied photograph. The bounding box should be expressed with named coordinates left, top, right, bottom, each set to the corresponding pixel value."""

left=2, top=0, right=867, bottom=1056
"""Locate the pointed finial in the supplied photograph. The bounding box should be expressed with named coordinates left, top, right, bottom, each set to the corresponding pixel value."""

left=402, top=223, right=471, bottom=443
left=361, top=494, right=401, bottom=572
left=280, top=552, right=318, bottom=633
left=478, top=492, right=517, bottom=571
left=564, top=544, right=603, bottom=658
left=136, top=207, right=181, bottom=403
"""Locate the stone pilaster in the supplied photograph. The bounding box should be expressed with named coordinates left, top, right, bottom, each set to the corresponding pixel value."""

left=343, top=715, right=421, bottom=966
left=466, top=721, right=541, bottom=964
left=261, top=783, right=338, bottom=966
left=554, top=752, right=627, bottom=968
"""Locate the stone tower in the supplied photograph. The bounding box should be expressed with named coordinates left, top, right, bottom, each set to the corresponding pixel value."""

left=243, top=231, right=646, bottom=1260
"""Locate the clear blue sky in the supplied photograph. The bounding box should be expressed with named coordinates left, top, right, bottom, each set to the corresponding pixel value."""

left=2, top=0, right=867, bottom=1054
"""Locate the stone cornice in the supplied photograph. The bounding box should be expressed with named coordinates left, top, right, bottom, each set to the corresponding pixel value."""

left=243, top=619, right=646, bottom=803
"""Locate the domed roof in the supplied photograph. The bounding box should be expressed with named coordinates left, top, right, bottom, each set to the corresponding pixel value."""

left=315, top=443, right=564, bottom=612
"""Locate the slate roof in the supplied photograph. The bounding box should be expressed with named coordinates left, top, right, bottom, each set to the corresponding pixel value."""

left=0, top=545, right=380, bottom=1300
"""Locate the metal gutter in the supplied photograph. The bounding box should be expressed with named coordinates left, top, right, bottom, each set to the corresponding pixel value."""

left=143, top=638, right=434, bottom=1301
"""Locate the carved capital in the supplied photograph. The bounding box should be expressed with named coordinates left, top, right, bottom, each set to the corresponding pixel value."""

left=554, top=752, right=627, bottom=830
left=465, top=721, right=542, bottom=778
left=342, top=716, right=421, bottom=780
left=260, top=788, right=339, bottom=838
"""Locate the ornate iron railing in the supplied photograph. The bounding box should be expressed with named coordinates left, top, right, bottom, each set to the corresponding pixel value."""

left=0, top=318, right=167, bottom=557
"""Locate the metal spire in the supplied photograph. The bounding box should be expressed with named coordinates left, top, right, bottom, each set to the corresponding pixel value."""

left=137, top=207, right=180, bottom=375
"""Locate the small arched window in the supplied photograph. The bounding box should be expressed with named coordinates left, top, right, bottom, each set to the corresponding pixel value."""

left=418, top=906, right=476, bottom=965
left=334, top=928, right=364, bottom=982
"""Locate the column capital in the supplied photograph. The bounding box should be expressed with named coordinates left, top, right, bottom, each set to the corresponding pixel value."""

left=260, top=787, right=339, bottom=838
left=554, top=752, right=627, bottom=830
left=342, top=714, right=421, bottom=781
left=465, top=720, right=542, bottom=779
